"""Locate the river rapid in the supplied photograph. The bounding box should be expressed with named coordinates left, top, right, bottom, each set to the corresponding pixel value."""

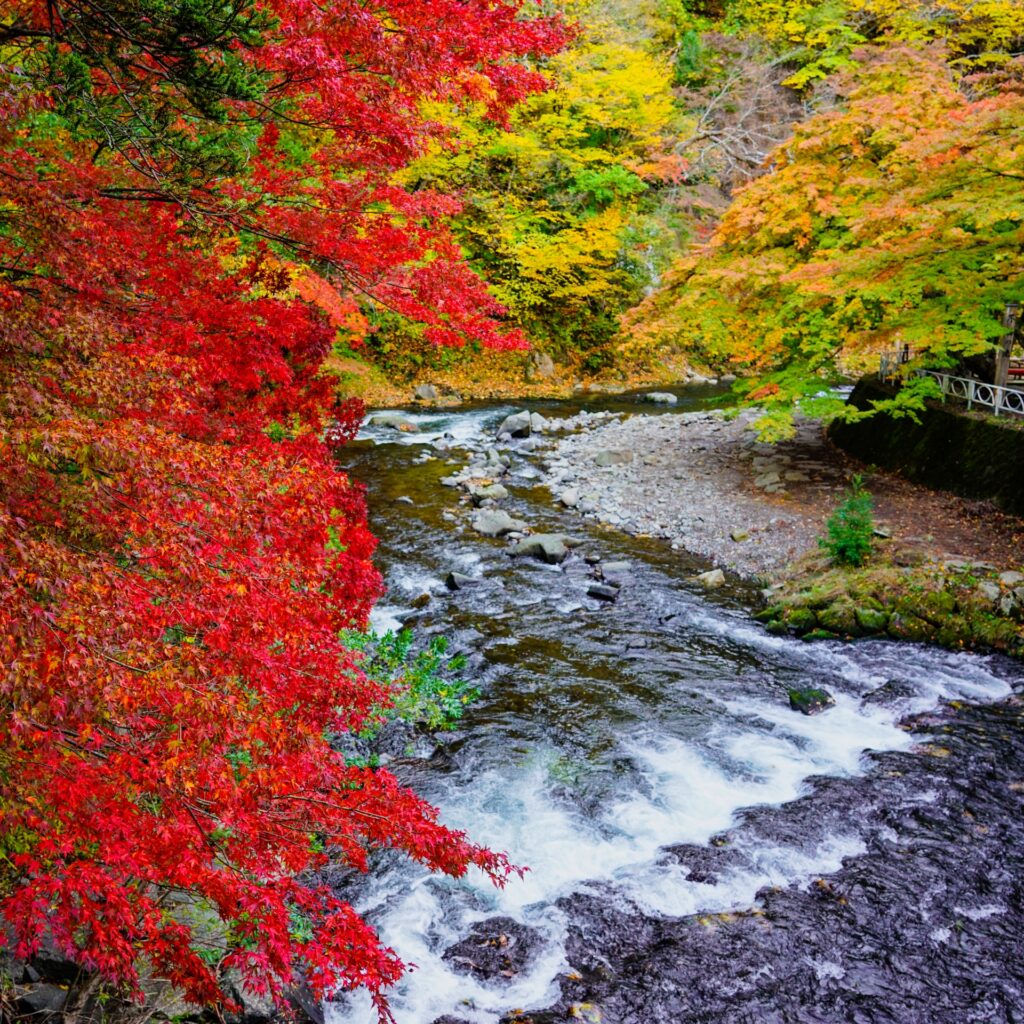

left=325, top=394, right=1024, bottom=1024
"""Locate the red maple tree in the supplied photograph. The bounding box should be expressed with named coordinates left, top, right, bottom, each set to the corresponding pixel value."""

left=0, top=0, right=564, bottom=1017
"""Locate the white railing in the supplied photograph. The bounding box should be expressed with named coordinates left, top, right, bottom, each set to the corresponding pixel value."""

left=915, top=369, right=1024, bottom=418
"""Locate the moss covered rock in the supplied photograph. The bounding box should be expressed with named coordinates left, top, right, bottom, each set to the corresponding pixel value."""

left=817, top=601, right=861, bottom=637
left=887, top=612, right=935, bottom=643
left=783, top=607, right=818, bottom=635
left=854, top=606, right=889, bottom=633
left=788, top=687, right=836, bottom=715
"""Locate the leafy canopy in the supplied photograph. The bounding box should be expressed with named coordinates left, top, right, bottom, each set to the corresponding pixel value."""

left=623, top=46, right=1024, bottom=437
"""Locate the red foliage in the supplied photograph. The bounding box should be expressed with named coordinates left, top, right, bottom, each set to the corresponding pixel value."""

left=0, top=0, right=562, bottom=1015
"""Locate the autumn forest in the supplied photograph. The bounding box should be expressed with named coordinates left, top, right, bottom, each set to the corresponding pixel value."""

left=2, top=0, right=1023, bottom=1022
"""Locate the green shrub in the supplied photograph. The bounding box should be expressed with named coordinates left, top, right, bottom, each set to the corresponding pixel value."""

left=820, top=475, right=874, bottom=566
left=343, top=628, right=478, bottom=734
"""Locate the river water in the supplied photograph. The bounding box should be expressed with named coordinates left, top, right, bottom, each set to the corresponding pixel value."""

left=325, top=395, right=1024, bottom=1024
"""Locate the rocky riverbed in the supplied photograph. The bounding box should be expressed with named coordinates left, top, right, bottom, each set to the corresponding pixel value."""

left=541, top=408, right=847, bottom=579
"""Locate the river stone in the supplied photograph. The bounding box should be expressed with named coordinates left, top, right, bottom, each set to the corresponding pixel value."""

left=588, top=583, right=619, bottom=602
left=530, top=411, right=549, bottom=433
left=470, top=482, right=509, bottom=504
left=445, top=571, right=480, bottom=591
left=510, top=534, right=582, bottom=564
left=887, top=611, right=935, bottom=643
left=788, top=686, right=836, bottom=715
left=395, top=495, right=414, bottom=505
left=559, top=487, right=580, bottom=508
left=441, top=917, right=544, bottom=981
left=817, top=602, right=861, bottom=636
left=602, top=561, right=632, bottom=574
left=471, top=508, right=527, bottom=537
left=730, top=528, right=749, bottom=542
left=369, top=412, right=419, bottom=431
left=783, top=607, right=818, bottom=634
left=644, top=391, right=678, bottom=405
left=694, top=568, right=726, bottom=589
left=497, top=410, right=532, bottom=438
left=594, top=449, right=633, bottom=467
left=413, top=383, right=439, bottom=401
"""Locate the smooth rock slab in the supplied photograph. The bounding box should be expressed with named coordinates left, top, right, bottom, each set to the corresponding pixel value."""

left=644, top=391, right=678, bottom=405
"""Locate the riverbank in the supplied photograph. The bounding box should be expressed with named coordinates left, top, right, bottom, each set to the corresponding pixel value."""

left=538, top=406, right=1024, bottom=656
left=324, top=346, right=716, bottom=409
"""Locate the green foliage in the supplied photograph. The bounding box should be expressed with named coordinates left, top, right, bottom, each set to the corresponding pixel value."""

left=625, top=46, right=1024, bottom=430
left=380, top=0, right=688, bottom=366
left=820, top=475, right=874, bottom=566
left=345, top=628, right=479, bottom=733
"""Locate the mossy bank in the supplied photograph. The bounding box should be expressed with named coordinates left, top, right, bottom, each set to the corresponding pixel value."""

left=758, top=549, right=1024, bottom=658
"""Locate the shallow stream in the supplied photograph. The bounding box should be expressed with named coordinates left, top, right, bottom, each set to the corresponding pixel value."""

left=326, top=395, right=1023, bottom=1024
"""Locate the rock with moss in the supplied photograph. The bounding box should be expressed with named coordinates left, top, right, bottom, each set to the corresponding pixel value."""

left=783, top=607, right=818, bottom=635
left=887, top=611, right=935, bottom=643
left=788, top=687, right=836, bottom=715
left=802, top=629, right=839, bottom=641
left=817, top=601, right=861, bottom=637
left=855, top=606, right=889, bottom=633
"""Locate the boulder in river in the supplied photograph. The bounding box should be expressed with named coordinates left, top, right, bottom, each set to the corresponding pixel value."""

left=693, top=568, right=726, bottom=589
left=510, top=533, right=582, bottom=564
left=445, top=571, right=480, bottom=591
left=497, top=410, right=532, bottom=438
left=559, top=487, right=580, bottom=508
left=644, top=391, right=678, bottom=405
left=788, top=686, right=836, bottom=715
left=369, top=412, right=419, bottom=432
left=441, top=916, right=544, bottom=981
left=471, top=508, right=528, bottom=537
left=588, top=583, right=620, bottom=602
left=530, top=411, right=549, bottom=433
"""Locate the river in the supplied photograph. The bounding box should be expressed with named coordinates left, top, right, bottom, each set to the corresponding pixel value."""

left=325, top=394, right=1023, bottom=1024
